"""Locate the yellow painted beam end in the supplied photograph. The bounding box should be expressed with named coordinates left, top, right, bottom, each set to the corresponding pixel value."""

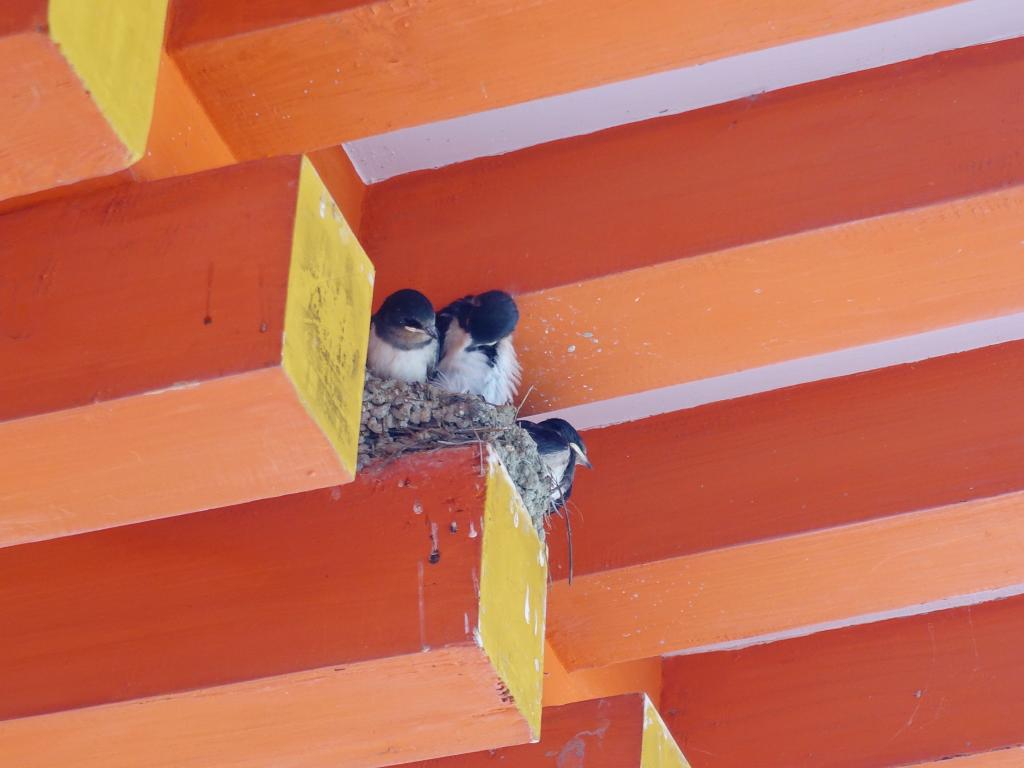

left=48, top=0, right=169, bottom=161
left=283, top=157, right=375, bottom=479
left=641, top=695, right=691, bottom=768
left=478, top=451, right=548, bottom=740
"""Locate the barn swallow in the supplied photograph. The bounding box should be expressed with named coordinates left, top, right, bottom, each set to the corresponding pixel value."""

left=434, top=290, right=522, bottom=405
left=518, top=417, right=592, bottom=510
left=366, top=289, right=438, bottom=383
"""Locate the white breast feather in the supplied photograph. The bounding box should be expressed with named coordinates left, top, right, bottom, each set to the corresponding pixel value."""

left=436, top=327, right=522, bottom=405
left=540, top=447, right=571, bottom=484
left=367, top=324, right=437, bottom=383
left=540, top=447, right=571, bottom=504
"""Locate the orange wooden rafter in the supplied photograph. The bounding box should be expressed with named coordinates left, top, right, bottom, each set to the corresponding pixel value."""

left=307, top=144, right=367, bottom=237
left=0, top=369, right=346, bottom=548
left=906, top=748, right=1024, bottom=768
left=0, top=447, right=545, bottom=767
left=0, top=1, right=169, bottom=201
left=0, top=156, right=373, bottom=546
left=403, top=694, right=687, bottom=768
left=168, top=0, right=962, bottom=158
left=545, top=342, right=1024, bottom=668
left=661, top=595, right=1024, bottom=768
left=360, top=40, right=1024, bottom=413
left=0, top=157, right=298, bottom=421
left=0, top=31, right=131, bottom=200
left=132, top=49, right=238, bottom=181
left=363, top=39, right=1024, bottom=303
left=542, top=641, right=661, bottom=709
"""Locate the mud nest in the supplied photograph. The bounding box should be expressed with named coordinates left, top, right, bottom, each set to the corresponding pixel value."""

left=358, top=374, right=553, bottom=532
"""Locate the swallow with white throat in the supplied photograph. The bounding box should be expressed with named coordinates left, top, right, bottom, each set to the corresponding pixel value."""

left=366, top=289, right=438, bottom=383
left=434, top=290, right=522, bottom=405
left=518, top=417, right=592, bottom=511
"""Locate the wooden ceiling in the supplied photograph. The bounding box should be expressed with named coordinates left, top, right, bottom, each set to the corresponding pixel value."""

left=2, top=2, right=1024, bottom=766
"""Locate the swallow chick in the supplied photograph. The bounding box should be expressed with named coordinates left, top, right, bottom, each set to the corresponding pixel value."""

left=367, top=289, right=438, bottom=383
left=518, top=417, right=592, bottom=511
left=434, top=290, right=522, bottom=405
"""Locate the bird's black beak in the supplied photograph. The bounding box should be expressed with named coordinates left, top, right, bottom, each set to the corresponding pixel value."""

left=426, top=325, right=439, bottom=340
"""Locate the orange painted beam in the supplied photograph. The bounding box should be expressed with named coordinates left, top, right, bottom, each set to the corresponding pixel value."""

left=132, top=50, right=237, bottom=181
left=1, top=1, right=46, bottom=37
left=364, top=39, right=1024, bottom=302
left=0, top=369, right=346, bottom=547
left=542, top=641, right=661, bottom=709
left=0, top=155, right=373, bottom=546
left=404, top=694, right=688, bottom=768
left=0, top=154, right=372, bottom=424
left=309, top=144, right=367, bottom=238
left=661, top=596, right=1024, bottom=768
left=0, top=30, right=130, bottom=200
left=1, top=1, right=168, bottom=201
left=0, top=157, right=297, bottom=421
left=907, top=747, right=1024, bottom=768
left=0, top=447, right=546, bottom=767
left=361, top=40, right=1024, bottom=413
left=545, top=342, right=1024, bottom=668
left=168, top=0, right=959, bottom=158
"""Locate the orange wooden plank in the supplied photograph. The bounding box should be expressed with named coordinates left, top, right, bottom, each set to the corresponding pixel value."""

left=544, top=342, right=1024, bottom=668
left=551, top=342, right=1024, bottom=579
left=403, top=694, right=682, bottom=768
left=309, top=144, right=366, bottom=238
left=551, top=490, right=1024, bottom=669
left=406, top=696, right=644, bottom=767
left=363, top=39, right=1024, bottom=304
left=1, top=0, right=46, bottom=36
left=0, top=368, right=347, bottom=548
left=1, top=155, right=372, bottom=546
left=543, top=641, right=662, bottom=708
left=907, top=748, right=1024, bottom=768
left=0, top=157, right=299, bottom=421
left=169, top=0, right=959, bottom=158
left=511, top=184, right=1024, bottom=411
left=0, top=31, right=130, bottom=200
left=133, top=50, right=237, bottom=180
left=0, top=167, right=132, bottom=216
left=360, top=40, right=1024, bottom=413
left=2, top=647, right=521, bottom=768
left=0, top=448, right=540, bottom=766
left=660, top=596, right=1024, bottom=768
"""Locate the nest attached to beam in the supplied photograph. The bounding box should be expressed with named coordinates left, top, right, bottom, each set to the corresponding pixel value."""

left=358, top=373, right=553, bottom=532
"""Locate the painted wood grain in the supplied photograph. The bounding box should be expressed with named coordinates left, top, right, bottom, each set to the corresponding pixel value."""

left=549, top=489, right=1024, bottom=668
left=0, top=446, right=542, bottom=766
left=0, top=157, right=299, bottom=420
left=661, top=596, right=1024, bottom=768
left=361, top=39, right=1024, bottom=413
left=363, top=38, right=1024, bottom=305
left=542, top=642, right=662, bottom=708
left=403, top=695, right=647, bottom=767
left=132, top=50, right=237, bottom=180
left=169, top=0, right=961, bottom=157
left=542, top=342, right=1024, bottom=667
left=1, top=646, right=528, bottom=768
left=0, top=368, right=348, bottom=548
left=547, top=341, right=1024, bottom=579
left=0, top=32, right=130, bottom=200
left=0, top=447, right=484, bottom=716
